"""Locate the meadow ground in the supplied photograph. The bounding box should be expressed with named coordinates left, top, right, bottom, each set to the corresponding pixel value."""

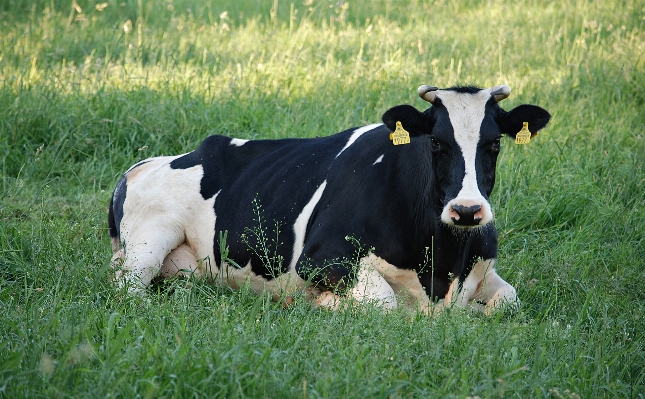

left=1, top=0, right=644, bottom=397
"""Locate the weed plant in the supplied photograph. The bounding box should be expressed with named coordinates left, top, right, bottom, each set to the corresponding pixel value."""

left=1, top=0, right=644, bottom=397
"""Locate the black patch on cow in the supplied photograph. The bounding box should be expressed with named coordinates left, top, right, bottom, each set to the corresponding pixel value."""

left=382, top=105, right=434, bottom=135
left=170, top=135, right=235, bottom=200
left=419, top=99, right=467, bottom=205
left=108, top=195, right=117, bottom=238
left=109, top=175, right=127, bottom=239
left=209, top=131, right=361, bottom=278
left=495, top=104, right=551, bottom=138
left=293, top=124, right=443, bottom=290
left=169, top=151, right=200, bottom=170
left=475, top=106, right=506, bottom=199
left=416, top=223, right=499, bottom=298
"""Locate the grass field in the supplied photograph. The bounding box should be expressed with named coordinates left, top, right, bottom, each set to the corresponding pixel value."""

left=1, top=0, right=644, bottom=397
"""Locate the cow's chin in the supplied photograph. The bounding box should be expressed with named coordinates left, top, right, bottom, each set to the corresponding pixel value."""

left=441, top=215, right=494, bottom=229
left=441, top=219, right=494, bottom=235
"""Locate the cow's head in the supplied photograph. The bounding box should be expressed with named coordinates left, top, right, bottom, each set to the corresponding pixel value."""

left=382, top=85, right=551, bottom=229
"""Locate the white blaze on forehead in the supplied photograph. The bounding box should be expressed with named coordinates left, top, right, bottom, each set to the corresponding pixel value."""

left=336, top=123, right=382, bottom=158
left=437, top=88, right=495, bottom=225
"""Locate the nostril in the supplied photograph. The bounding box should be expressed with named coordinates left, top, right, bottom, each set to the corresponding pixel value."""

left=451, top=204, right=483, bottom=225
left=453, top=204, right=482, bottom=215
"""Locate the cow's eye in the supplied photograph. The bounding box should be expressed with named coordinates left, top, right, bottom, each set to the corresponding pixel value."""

left=431, top=137, right=441, bottom=151
left=492, top=137, right=501, bottom=152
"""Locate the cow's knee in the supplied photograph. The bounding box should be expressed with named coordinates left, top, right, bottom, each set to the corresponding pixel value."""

left=118, top=230, right=183, bottom=291
left=119, top=254, right=163, bottom=292
left=484, top=283, right=518, bottom=315
left=348, top=258, right=397, bottom=310
left=472, top=270, right=519, bottom=314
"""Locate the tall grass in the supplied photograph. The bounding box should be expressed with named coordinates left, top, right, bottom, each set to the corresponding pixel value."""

left=1, top=0, right=644, bottom=397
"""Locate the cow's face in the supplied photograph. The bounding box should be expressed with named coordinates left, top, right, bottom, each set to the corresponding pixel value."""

left=382, top=85, right=551, bottom=229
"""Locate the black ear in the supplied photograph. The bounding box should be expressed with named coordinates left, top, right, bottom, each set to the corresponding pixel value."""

left=382, top=105, right=433, bottom=137
left=496, top=104, right=551, bottom=138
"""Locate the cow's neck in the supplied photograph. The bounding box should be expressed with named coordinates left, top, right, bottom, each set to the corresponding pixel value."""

left=404, top=139, right=439, bottom=238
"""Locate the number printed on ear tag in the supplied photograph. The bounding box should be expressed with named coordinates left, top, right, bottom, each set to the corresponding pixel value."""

left=515, top=122, right=531, bottom=145
left=389, top=121, right=411, bottom=145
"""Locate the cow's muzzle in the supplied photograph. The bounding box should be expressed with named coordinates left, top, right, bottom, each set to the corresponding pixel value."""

left=450, top=204, right=483, bottom=226
left=442, top=197, right=494, bottom=228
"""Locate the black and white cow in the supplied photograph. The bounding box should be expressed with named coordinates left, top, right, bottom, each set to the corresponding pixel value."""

left=108, top=84, right=550, bottom=314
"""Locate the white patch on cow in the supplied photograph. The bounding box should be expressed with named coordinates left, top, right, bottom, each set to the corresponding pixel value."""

left=437, top=89, right=494, bottom=226
left=438, top=258, right=517, bottom=314
left=114, top=156, right=218, bottom=291
left=161, top=189, right=222, bottom=279
left=230, top=138, right=249, bottom=147
left=348, top=257, right=398, bottom=309
left=289, top=181, right=328, bottom=272
left=335, top=123, right=382, bottom=158
left=372, top=154, right=384, bottom=165
left=443, top=258, right=494, bottom=308
left=366, top=253, right=433, bottom=313
left=470, top=266, right=518, bottom=314
left=160, top=244, right=198, bottom=278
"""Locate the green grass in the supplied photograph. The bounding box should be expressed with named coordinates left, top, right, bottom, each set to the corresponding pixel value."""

left=1, top=0, right=644, bottom=397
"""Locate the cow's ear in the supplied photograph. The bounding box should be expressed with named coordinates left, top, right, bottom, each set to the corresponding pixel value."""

left=497, top=104, right=551, bottom=138
left=382, top=105, right=432, bottom=137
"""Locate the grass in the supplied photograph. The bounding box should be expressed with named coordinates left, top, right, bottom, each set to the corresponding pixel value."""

left=1, top=0, right=644, bottom=397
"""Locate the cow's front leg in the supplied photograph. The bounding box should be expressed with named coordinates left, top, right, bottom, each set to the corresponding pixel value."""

left=347, top=256, right=398, bottom=309
left=439, top=258, right=517, bottom=314
left=310, top=255, right=398, bottom=311
left=471, top=269, right=518, bottom=314
left=441, top=258, right=495, bottom=309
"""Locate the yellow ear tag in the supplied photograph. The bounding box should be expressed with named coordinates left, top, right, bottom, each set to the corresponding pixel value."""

left=515, top=122, right=531, bottom=145
left=389, top=121, right=411, bottom=145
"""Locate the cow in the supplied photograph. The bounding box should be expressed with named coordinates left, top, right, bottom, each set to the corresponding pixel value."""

left=108, top=84, right=551, bottom=314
